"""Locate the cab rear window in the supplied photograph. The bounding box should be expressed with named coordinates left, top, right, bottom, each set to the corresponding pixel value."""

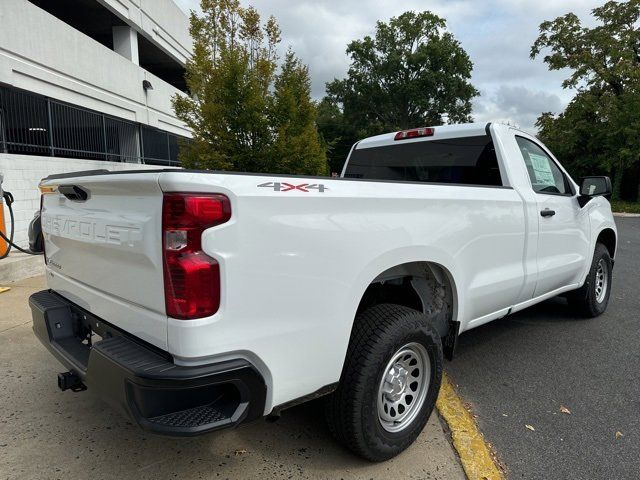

left=344, top=135, right=503, bottom=186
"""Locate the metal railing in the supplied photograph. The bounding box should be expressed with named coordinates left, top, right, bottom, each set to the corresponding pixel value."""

left=0, top=85, right=187, bottom=166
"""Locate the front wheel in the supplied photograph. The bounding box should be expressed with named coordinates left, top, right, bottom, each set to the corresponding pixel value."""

left=567, top=243, right=613, bottom=317
left=325, top=304, right=443, bottom=461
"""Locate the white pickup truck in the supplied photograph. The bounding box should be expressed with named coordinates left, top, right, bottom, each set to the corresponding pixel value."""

left=30, top=122, right=616, bottom=461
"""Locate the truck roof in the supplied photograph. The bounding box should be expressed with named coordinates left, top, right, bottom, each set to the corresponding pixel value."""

left=356, top=122, right=491, bottom=150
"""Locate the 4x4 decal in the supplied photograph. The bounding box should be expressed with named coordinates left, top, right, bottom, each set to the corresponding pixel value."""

left=258, top=182, right=328, bottom=193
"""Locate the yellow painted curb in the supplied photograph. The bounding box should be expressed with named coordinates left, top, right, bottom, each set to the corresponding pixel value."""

left=436, top=373, right=503, bottom=480
left=0, top=286, right=10, bottom=294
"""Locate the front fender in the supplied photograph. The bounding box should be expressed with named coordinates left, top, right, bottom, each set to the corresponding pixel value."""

left=581, top=198, right=617, bottom=284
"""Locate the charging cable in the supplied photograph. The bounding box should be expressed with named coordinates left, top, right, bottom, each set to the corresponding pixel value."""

left=0, top=191, right=43, bottom=259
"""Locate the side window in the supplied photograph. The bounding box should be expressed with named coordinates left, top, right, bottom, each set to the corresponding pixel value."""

left=515, top=137, right=571, bottom=195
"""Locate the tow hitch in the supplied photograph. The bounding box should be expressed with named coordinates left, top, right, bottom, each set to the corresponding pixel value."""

left=57, top=371, right=86, bottom=392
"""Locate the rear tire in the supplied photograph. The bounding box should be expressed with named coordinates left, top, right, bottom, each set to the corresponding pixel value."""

left=325, top=304, right=443, bottom=461
left=567, top=243, right=612, bottom=317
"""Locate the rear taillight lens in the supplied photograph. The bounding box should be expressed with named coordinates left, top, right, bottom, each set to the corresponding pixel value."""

left=162, top=193, right=231, bottom=319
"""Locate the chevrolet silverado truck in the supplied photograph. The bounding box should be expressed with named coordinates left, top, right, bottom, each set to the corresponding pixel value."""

left=29, top=122, right=616, bottom=461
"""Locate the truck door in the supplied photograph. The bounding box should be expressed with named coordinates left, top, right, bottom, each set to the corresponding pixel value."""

left=514, top=136, right=590, bottom=297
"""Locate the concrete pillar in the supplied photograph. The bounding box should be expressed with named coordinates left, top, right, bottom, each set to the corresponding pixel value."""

left=112, top=26, right=139, bottom=65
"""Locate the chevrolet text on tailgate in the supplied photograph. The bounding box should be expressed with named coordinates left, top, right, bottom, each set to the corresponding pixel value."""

left=30, top=123, right=616, bottom=460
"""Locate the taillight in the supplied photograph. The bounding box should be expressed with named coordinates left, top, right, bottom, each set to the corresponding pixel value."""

left=162, top=193, right=231, bottom=319
left=40, top=194, right=47, bottom=264
left=394, top=127, right=435, bottom=140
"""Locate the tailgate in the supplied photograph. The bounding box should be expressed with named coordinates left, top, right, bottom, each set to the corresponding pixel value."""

left=40, top=172, right=168, bottom=349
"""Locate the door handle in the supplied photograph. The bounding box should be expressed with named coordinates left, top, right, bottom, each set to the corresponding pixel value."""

left=540, top=209, right=556, bottom=217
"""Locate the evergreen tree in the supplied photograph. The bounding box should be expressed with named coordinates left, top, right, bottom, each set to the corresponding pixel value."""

left=173, top=0, right=327, bottom=175
left=270, top=51, right=328, bottom=175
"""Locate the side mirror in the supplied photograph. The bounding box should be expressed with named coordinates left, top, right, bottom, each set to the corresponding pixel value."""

left=578, top=176, right=612, bottom=207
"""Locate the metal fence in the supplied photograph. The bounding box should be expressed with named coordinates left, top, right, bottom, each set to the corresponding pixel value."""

left=0, top=85, right=187, bottom=166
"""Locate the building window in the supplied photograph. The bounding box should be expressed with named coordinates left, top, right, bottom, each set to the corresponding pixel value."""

left=0, top=85, right=187, bottom=166
left=105, top=117, right=141, bottom=163
left=50, top=102, right=106, bottom=160
left=0, top=88, right=50, bottom=156
left=141, top=126, right=171, bottom=164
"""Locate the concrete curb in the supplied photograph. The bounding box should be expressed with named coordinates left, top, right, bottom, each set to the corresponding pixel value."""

left=0, top=252, right=45, bottom=283
left=613, top=212, right=640, bottom=218
left=437, top=374, right=504, bottom=480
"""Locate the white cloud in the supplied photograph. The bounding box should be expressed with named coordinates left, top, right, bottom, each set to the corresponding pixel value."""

left=474, top=86, right=563, bottom=134
left=173, top=0, right=603, bottom=131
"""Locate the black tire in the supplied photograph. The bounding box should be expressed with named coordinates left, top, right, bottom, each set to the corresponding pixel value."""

left=567, top=243, right=613, bottom=317
left=325, top=303, right=443, bottom=461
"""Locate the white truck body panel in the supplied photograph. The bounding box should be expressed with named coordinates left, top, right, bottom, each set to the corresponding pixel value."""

left=42, top=174, right=168, bottom=349
left=39, top=122, right=617, bottom=412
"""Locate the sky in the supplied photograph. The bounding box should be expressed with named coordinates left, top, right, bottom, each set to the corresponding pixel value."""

left=173, top=0, right=604, bottom=133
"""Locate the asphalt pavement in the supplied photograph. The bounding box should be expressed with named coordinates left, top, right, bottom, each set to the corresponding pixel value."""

left=447, top=216, right=640, bottom=479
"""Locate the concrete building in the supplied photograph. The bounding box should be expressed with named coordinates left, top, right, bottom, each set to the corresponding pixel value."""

left=0, top=0, right=192, bottom=248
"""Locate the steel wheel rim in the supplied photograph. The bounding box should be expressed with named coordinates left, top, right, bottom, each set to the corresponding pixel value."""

left=377, top=342, right=430, bottom=433
left=595, top=259, right=608, bottom=303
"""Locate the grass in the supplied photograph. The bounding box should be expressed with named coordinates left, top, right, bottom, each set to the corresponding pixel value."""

left=611, top=200, right=640, bottom=214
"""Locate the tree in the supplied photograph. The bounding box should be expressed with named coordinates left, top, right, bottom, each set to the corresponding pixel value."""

left=269, top=51, right=328, bottom=175
left=531, top=0, right=640, bottom=201
left=173, top=0, right=327, bottom=175
left=319, top=11, right=479, bottom=170
left=316, top=97, right=358, bottom=174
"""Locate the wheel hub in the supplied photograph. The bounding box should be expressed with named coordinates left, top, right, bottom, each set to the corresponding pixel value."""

left=377, top=343, right=431, bottom=433
left=383, top=365, right=409, bottom=402
left=595, top=259, right=608, bottom=303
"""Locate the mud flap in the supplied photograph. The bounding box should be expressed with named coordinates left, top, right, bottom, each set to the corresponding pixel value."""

left=443, top=320, right=460, bottom=361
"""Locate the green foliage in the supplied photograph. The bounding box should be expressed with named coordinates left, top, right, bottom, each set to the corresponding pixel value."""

left=532, top=0, right=640, bottom=201
left=316, top=97, right=358, bottom=174
left=610, top=200, right=640, bottom=214
left=319, top=11, right=479, bottom=171
left=269, top=51, right=328, bottom=175
left=173, top=0, right=327, bottom=175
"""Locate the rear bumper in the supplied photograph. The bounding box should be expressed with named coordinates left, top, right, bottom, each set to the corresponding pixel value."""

left=29, top=290, right=266, bottom=436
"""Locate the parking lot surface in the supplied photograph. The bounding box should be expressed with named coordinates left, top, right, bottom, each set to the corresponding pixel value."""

left=447, top=217, right=640, bottom=479
left=0, top=276, right=464, bottom=480
left=5, top=220, right=636, bottom=479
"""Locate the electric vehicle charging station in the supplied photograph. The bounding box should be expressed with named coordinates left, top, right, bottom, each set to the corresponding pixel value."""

left=0, top=172, right=7, bottom=257
left=0, top=172, right=42, bottom=260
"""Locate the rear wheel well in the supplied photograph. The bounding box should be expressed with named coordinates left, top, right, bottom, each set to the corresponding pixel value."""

left=356, top=278, right=423, bottom=315
left=356, top=262, right=455, bottom=341
left=597, top=229, right=616, bottom=260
